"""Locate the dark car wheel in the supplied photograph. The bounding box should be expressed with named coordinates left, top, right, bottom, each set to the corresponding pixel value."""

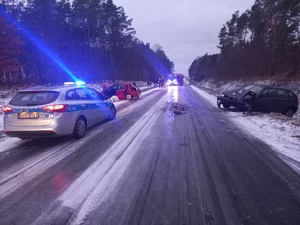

left=243, top=102, right=253, bottom=113
left=107, top=105, right=116, bottom=120
left=217, top=100, right=229, bottom=109
left=125, top=94, right=133, bottom=100
left=284, top=108, right=295, bottom=118
left=73, top=117, right=87, bottom=139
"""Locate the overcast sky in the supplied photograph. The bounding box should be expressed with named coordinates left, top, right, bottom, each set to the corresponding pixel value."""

left=113, top=0, right=255, bottom=75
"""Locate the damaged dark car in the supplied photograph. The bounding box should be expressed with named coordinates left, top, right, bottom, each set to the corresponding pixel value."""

left=217, top=85, right=298, bottom=117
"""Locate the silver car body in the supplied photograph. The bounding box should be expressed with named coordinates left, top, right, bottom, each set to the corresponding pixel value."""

left=3, top=83, right=115, bottom=138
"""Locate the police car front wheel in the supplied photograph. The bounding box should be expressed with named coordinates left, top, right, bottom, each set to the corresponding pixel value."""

left=73, top=117, right=87, bottom=139
left=108, top=106, right=116, bottom=120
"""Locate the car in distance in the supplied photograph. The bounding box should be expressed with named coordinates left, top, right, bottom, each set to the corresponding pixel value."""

left=103, top=81, right=141, bottom=100
left=217, top=85, right=298, bottom=117
left=2, top=82, right=116, bottom=139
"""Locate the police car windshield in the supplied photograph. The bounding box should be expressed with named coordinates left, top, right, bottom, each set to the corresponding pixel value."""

left=9, top=91, right=60, bottom=106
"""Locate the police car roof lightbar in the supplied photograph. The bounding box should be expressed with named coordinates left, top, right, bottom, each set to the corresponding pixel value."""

left=63, top=81, right=86, bottom=86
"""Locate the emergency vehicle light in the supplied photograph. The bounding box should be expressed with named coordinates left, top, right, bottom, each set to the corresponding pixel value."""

left=75, top=81, right=85, bottom=85
left=63, top=81, right=86, bottom=86
left=64, top=82, right=74, bottom=85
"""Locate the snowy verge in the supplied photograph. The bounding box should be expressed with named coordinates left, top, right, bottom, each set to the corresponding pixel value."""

left=195, top=78, right=300, bottom=120
left=191, top=84, right=300, bottom=173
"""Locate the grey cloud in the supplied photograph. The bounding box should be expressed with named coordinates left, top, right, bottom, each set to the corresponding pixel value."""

left=114, top=0, right=254, bottom=74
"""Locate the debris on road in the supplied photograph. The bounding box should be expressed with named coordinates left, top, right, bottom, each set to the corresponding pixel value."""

left=171, top=103, right=188, bottom=115
left=110, top=95, right=120, bottom=102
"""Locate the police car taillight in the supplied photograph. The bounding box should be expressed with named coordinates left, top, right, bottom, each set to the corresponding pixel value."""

left=42, top=104, right=68, bottom=113
left=2, top=106, right=13, bottom=113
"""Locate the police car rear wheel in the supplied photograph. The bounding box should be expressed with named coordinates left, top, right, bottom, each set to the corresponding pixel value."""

left=73, top=117, right=87, bottom=139
left=108, top=106, right=116, bottom=120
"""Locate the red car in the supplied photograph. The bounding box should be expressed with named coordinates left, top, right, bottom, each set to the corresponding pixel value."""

left=103, top=82, right=141, bottom=100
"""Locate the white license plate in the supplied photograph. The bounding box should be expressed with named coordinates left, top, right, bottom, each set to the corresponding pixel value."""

left=18, top=112, right=52, bottom=119
left=18, top=112, right=39, bottom=119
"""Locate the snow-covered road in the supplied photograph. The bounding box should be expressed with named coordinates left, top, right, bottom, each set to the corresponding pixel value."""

left=0, top=84, right=300, bottom=225
left=1, top=84, right=299, bottom=172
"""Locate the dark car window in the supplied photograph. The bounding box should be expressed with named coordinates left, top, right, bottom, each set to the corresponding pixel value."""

left=260, top=88, right=276, bottom=98
left=250, top=86, right=265, bottom=94
left=268, top=89, right=276, bottom=97
left=277, top=89, right=289, bottom=98
left=9, top=91, right=60, bottom=106
left=287, top=90, right=296, bottom=98
left=259, top=89, right=269, bottom=97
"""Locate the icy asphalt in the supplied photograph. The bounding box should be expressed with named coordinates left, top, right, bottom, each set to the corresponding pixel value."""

left=0, top=85, right=300, bottom=224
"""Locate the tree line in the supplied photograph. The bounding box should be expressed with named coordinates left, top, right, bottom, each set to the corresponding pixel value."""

left=0, top=0, right=174, bottom=86
left=189, top=0, right=300, bottom=81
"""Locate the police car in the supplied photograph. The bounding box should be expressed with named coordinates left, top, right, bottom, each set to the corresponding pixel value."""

left=2, top=82, right=116, bottom=139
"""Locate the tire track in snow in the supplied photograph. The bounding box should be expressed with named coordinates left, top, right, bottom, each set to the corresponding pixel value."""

left=0, top=89, right=164, bottom=200
left=0, top=139, right=84, bottom=199
left=32, top=92, right=168, bottom=225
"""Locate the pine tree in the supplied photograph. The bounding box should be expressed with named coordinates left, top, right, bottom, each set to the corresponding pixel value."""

left=0, top=11, right=24, bottom=84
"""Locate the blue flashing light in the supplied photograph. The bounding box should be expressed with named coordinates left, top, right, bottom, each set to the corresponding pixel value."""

left=141, top=46, right=171, bottom=80
left=63, top=82, right=74, bottom=86
left=64, top=81, right=86, bottom=86
left=75, top=81, right=86, bottom=86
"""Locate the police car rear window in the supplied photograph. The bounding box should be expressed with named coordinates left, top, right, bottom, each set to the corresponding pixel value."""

left=10, top=91, right=60, bottom=106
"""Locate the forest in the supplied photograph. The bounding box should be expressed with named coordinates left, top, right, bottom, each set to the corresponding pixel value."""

left=189, top=0, right=300, bottom=81
left=0, top=0, right=174, bottom=86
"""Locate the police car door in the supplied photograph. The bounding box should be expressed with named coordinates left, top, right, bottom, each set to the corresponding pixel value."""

left=74, top=88, right=98, bottom=126
left=86, top=88, right=108, bottom=123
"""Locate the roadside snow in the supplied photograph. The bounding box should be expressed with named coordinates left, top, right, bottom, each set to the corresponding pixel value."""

left=199, top=78, right=300, bottom=120
left=191, top=85, right=300, bottom=172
